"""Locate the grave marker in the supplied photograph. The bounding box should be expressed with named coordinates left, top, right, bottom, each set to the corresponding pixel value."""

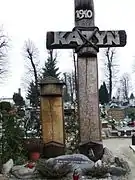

left=46, top=0, right=127, bottom=150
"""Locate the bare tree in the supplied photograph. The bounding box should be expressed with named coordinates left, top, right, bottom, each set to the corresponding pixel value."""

left=73, top=50, right=78, bottom=106
left=63, top=50, right=78, bottom=105
left=120, top=73, right=131, bottom=101
left=23, top=39, right=40, bottom=107
left=0, top=28, right=9, bottom=81
left=63, top=72, right=76, bottom=104
left=103, top=47, right=119, bottom=101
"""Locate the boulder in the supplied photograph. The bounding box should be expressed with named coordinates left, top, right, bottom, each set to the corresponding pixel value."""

left=36, top=154, right=95, bottom=178
left=54, top=154, right=94, bottom=163
left=2, top=159, right=13, bottom=175
left=95, top=160, right=102, bottom=168
left=53, top=154, right=95, bottom=174
left=11, top=165, right=39, bottom=179
left=109, top=166, right=127, bottom=176
left=114, top=157, right=130, bottom=174
left=101, top=147, right=115, bottom=165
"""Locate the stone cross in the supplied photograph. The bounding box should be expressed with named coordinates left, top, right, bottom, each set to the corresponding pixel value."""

left=46, top=0, right=127, bottom=146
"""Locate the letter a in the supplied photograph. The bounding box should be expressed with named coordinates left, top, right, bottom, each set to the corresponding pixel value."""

left=67, top=31, right=83, bottom=45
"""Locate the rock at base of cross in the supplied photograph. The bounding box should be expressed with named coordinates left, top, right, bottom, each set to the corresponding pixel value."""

left=1, top=147, right=130, bottom=180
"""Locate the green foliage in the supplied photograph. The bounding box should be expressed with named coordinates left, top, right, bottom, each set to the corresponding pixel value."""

left=42, top=50, right=60, bottom=79
left=0, top=101, right=11, bottom=112
left=1, top=110, right=27, bottom=164
left=26, top=81, right=39, bottom=107
left=65, top=112, right=79, bottom=153
left=17, top=108, right=25, bottom=118
left=13, top=93, right=25, bottom=107
left=26, top=81, right=41, bottom=138
left=36, top=159, right=72, bottom=178
left=126, top=108, right=135, bottom=121
left=99, top=82, right=109, bottom=105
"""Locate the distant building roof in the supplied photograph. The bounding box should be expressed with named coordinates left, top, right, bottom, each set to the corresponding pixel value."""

left=0, top=97, right=14, bottom=104
left=110, top=103, right=118, bottom=108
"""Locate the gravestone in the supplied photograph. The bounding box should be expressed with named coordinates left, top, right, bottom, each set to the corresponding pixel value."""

left=46, top=0, right=127, bottom=156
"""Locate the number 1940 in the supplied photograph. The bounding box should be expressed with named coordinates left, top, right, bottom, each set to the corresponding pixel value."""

left=76, top=9, right=93, bottom=19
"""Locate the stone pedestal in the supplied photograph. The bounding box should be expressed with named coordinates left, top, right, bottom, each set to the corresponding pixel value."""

left=39, top=77, right=65, bottom=158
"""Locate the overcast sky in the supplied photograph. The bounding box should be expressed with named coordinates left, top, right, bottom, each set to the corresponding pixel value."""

left=0, top=0, right=134, bottom=98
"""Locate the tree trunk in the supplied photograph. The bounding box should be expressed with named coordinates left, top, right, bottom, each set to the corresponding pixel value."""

left=30, top=56, right=38, bottom=107
left=109, top=66, right=112, bottom=101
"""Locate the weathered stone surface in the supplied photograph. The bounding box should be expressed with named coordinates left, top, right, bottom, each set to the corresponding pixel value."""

left=54, top=154, right=93, bottom=163
left=36, top=154, right=95, bottom=178
left=54, top=154, right=95, bottom=173
left=114, top=157, right=130, bottom=174
left=2, top=159, right=14, bottom=175
left=109, top=166, right=127, bottom=176
left=11, top=165, right=39, bottom=179
left=95, top=160, right=102, bottom=167
left=102, top=147, right=115, bottom=164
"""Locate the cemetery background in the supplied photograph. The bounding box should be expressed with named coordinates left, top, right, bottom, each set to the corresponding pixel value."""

left=0, top=52, right=135, bottom=178
left=0, top=53, right=135, bottom=178
left=0, top=0, right=135, bottom=179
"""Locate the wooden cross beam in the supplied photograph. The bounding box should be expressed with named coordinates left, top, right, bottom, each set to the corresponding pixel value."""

left=46, top=30, right=126, bottom=49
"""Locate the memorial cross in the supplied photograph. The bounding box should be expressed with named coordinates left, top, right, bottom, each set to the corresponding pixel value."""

left=46, top=0, right=127, bottom=145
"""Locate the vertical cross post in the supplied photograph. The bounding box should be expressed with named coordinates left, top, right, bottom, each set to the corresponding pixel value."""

left=75, top=0, right=102, bottom=145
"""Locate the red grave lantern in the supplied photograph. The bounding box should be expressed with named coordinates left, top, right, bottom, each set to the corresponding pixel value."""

left=30, top=152, right=40, bottom=161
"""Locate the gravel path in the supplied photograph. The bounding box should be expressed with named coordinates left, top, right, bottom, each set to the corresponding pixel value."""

left=103, top=138, right=135, bottom=179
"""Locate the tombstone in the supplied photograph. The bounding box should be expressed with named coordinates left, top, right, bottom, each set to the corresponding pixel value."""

left=39, top=76, right=65, bottom=158
left=46, top=0, right=127, bottom=157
